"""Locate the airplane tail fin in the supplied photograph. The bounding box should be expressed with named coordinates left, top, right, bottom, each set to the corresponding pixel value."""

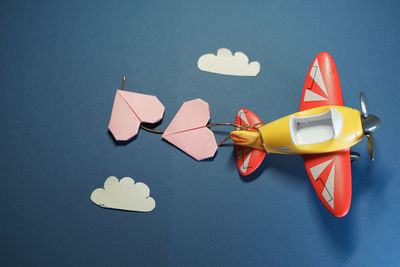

left=233, top=109, right=266, bottom=176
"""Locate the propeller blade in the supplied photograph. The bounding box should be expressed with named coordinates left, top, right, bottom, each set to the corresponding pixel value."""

left=366, top=132, right=375, bottom=161
left=360, top=92, right=369, bottom=118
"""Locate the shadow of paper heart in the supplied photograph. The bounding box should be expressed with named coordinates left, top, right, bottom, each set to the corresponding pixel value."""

left=107, top=129, right=138, bottom=146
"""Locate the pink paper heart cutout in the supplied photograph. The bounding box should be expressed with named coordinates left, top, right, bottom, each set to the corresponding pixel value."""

left=162, top=99, right=217, bottom=160
left=108, top=90, right=164, bottom=141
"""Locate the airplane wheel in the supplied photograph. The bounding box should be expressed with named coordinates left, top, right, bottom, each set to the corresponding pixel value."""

left=350, top=151, right=360, bottom=162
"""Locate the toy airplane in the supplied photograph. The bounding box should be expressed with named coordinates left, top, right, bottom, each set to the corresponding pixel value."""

left=107, top=52, right=380, bottom=217
left=230, top=52, right=381, bottom=217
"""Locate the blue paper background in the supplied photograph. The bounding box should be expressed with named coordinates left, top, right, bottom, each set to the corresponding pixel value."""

left=1, top=0, right=399, bottom=266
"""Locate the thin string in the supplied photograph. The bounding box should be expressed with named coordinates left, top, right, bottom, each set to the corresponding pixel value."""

left=217, top=135, right=232, bottom=146
left=140, top=122, right=245, bottom=134
left=140, top=125, right=164, bottom=134
left=139, top=122, right=268, bottom=153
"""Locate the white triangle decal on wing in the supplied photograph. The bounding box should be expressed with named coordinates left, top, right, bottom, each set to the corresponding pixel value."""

left=304, top=89, right=328, bottom=102
left=240, top=152, right=252, bottom=173
left=310, top=59, right=328, bottom=96
left=310, top=159, right=333, bottom=180
left=238, top=109, right=249, bottom=126
left=309, top=66, right=317, bottom=78
left=322, top=163, right=335, bottom=209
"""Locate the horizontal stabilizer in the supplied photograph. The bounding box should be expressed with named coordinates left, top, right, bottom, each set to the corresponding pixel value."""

left=234, top=109, right=266, bottom=176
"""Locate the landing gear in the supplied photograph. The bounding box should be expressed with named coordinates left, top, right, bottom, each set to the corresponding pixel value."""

left=350, top=151, right=360, bottom=162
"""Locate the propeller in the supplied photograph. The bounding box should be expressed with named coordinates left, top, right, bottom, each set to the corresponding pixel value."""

left=359, top=92, right=381, bottom=161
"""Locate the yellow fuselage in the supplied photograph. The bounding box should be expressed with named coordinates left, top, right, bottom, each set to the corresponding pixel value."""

left=231, top=106, right=364, bottom=154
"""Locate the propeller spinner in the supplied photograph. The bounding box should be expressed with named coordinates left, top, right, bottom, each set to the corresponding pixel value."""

left=360, top=92, right=381, bottom=161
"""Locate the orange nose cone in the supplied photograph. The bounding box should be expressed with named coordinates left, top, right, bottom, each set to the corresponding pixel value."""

left=354, top=114, right=365, bottom=142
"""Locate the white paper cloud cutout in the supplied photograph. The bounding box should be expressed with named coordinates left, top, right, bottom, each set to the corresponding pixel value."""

left=90, top=176, right=155, bottom=212
left=197, top=48, right=260, bottom=76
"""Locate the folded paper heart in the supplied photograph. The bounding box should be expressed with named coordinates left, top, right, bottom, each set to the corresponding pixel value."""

left=108, top=90, right=165, bottom=141
left=162, top=99, right=218, bottom=161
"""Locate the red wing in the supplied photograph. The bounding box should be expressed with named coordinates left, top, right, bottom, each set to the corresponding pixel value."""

left=302, top=149, right=352, bottom=217
left=299, top=52, right=344, bottom=111
left=235, top=109, right=266, bottom=176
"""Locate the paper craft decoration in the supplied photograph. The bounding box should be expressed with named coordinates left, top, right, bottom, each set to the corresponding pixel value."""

left=162, top=99, right=218, bottom=160
left=108, top=90, right=165, bottom=141
left=91, top=176, right=155, bottom=212
left=197, top=48, right=260, bottom=76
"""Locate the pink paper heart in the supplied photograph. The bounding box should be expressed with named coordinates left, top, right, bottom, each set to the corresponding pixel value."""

left=108, top=90, right=164, bottom=141
left=162, top=99, right=217, bottom=161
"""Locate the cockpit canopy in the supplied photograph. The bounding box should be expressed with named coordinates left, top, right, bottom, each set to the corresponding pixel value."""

left=290, top=108, right=343, bottom=145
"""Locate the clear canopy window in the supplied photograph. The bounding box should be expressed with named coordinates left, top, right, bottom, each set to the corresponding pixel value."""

left=290, top=108, right=343, bottom=145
